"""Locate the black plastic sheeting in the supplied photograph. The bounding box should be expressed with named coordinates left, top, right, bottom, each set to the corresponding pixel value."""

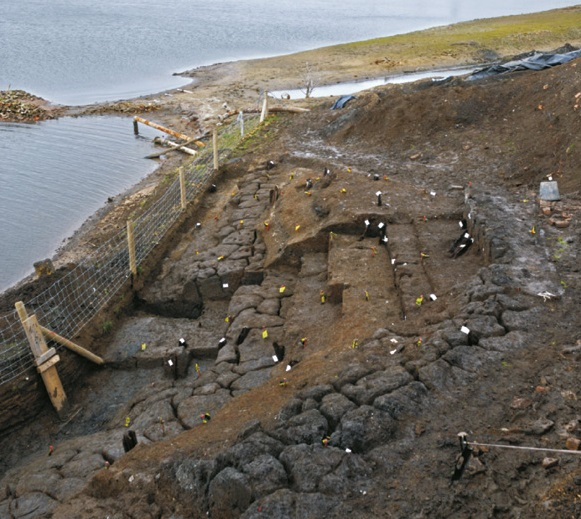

left=467, top=48, right=581, bottom=81
left=331, top=95, right=356, bottom=110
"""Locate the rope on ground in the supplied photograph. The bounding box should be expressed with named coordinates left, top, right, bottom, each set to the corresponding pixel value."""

left=451, top=431, right=581, bottom=483
left=467, top=440, right=581, bottom=456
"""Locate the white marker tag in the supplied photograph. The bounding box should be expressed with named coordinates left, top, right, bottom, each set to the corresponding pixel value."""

left=391, top=259, right=396, bottom=265
left=168, top=359, right=174, bottom=366
left=430, top=191, right=436, bottom=196
left=272, top=355, right=279, bottom=363
left=430, top=294, right=437, bottom=301
left=390, top=349, right=397, bottom=355
left=285, top=364, right=292, bottom=372
left=364, top=219, right=370, bottom=226
left=378, top=222, right=385, bottom=229
left=376, top=191, right=382, bottom=197
left=460, top=326, right=470, bottom=334
left=390, top=338, right=398, bottom=344
left=345, top=448, right=352, bottom=453
left=464, top=233, right=470, bottom=238
left=222, top=283, right=229, bottom=288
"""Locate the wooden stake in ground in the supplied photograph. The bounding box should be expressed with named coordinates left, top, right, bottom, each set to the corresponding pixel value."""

left=260, top=92, right=269, bottom=122
left=127, top=220, right=137, bottom=277
left=15, top=302, right=70, bottom=418
left=213, top=128, right=219, bottom=171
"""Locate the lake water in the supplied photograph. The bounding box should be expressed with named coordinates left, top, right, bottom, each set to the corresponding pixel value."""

left=0, top=118, right=161, bottom=291
left=0, top=0, right=577, bottom=292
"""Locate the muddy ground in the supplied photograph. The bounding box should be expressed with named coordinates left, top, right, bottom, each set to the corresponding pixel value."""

left=3, top=8, right=581, bottom=519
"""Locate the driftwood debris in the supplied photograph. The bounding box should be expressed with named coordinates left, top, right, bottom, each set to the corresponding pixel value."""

left=134, top=116, right=205, bottom=147
left=146, top=136, right=200, bottom=159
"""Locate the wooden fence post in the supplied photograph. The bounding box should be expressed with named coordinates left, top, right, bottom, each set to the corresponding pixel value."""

left=15, top=302, right=70, bottom=418
left=237, top=110, right=244, bottom=137
left=179, top=167, right=187, bottom=210
left=127, top=220, right=137, bottom=277
left=260, top=92, right=269, bottom=122
left=213, top=128, right=219, bottom=171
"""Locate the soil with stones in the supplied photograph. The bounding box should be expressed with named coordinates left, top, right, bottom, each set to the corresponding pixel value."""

left=3, top=50, right=581, bottom=518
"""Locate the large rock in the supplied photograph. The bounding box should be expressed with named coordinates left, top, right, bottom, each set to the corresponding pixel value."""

left=279, top=444, right=344, bottom=492
left=338, top=405, right=395, bottom=453
left=318, top=451, right=372, bottom=495
left=275, top=409, right=329, bottom=445
left=479, top=331, right=530, bottom=352
left=208, top=467, right=252, bottom=519
left=217, top=432, right=285, bottom=470
left=14, top=470, right=61, bottom=497
left=230, top=368, right=273, bottom=393
left=463, top=315, right=506, bottom=342
left=162, top=458, right=218, bottom=513
left=240, top=489, right=341, bottom=519
left=176, top=390, right=231, bottom=429
left=418, top=358, right=476, bottom=394
left=241, top=454, right=288, bottom=499
left=10, top=492, right=58, bottom=518
left=341, top=366, right=413, bottom=405
left=319, top=392, right=358, bottom=429
left=373, top=381, right=429, bottom=419
left=501, top=308, right=543, bottom=332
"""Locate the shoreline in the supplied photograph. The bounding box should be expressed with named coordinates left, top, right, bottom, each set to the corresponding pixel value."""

left=1, top=4, right=580, bottom=302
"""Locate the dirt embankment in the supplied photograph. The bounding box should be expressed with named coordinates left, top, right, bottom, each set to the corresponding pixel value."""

left=2, top=6, right=581, bottom=519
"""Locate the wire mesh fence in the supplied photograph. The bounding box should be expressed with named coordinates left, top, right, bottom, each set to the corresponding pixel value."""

left=0, top=113, right=262, bottom=387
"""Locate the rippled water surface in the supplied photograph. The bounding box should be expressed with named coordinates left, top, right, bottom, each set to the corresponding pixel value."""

left=0, top=118, right=160, bottom=291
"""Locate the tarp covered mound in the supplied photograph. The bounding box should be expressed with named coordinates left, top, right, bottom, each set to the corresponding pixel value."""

left=467, top=48, right=581, bottom=81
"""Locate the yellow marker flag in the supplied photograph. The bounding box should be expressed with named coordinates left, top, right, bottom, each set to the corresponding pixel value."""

left=141, top=343, right=147, bottom=351
left=262, top=329, right=269, bottom=339
left=279, top=285, right=286, bottom=293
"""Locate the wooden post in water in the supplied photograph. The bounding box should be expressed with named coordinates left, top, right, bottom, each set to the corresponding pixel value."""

left=213, top=128, right=219, bottom=171
left=260, top=92, right=269, bottom=122
left=179, top=167, right=187, bottom=210
left=133, top=119, right=139, bottom=135
left=127, top=220, right=137, bottom=277
left=15, top=302, right=70, bottom=418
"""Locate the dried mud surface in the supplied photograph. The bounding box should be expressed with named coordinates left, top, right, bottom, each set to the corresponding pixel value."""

left=2, top=18, right=581, bottom=519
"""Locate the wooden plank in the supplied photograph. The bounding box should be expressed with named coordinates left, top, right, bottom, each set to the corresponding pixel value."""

left=40, top=326, right=105, bottom=365
left=36, top=354, right=60, bottom=373
left=22, top=314, right=49, bottom=358
left=179, top=168, right=187, bottom=210
left=34, top=347, right=57, bottom=367
left=127, top=220, right=137, bottom=277
left=260, top=92, right=269, bottom=122
left=213, top=128, right=219, bottom=171
left=17, top=311, right=69, bottom=418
